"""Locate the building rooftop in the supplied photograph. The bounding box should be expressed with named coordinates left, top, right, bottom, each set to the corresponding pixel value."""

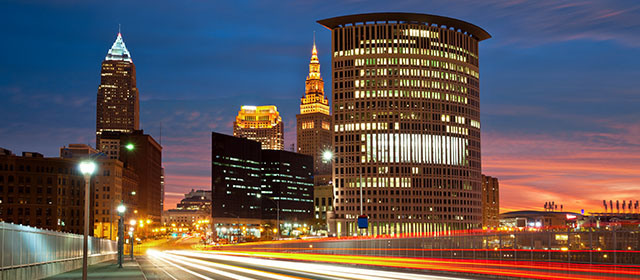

left=317, top=12, right=491, bottom=41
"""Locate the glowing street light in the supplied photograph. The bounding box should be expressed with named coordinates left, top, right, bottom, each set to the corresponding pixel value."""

left=322, top=150, right=333, bottom=162
left=125, top=143, right=135, bottom=151
left=78, top=160, right=96, bottom=280
left=117, top=204, right=126, bottom=214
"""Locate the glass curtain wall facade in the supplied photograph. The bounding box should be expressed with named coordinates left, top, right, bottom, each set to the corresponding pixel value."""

left=318, top=13, right=490, bottom=236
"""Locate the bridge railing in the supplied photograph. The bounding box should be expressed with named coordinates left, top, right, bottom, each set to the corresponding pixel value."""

left=240, top=228, right=640, bottom=265
left=0, top=222, right=117, bottom=270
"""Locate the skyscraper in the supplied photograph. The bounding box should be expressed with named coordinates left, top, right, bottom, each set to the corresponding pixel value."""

left=211, top=132, right=263, bottom=221
left=261, top=150, right=314, bottom=222
left=96, top=32, right=139, bottom=147
left=233, top=105, right=284, bottom=150
left=296, top=39, right=332, bottom=178
left=100, top=130, right=162, bottom=223
left=318, top=13, right=490, bottom=236
left=482, top=174, right=500, bottom=228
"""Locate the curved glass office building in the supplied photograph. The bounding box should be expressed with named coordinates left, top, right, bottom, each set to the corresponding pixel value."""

left=318, top=13, right=490, bottom=236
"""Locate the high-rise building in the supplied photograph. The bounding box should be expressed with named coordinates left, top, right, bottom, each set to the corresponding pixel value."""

left=96, top=32, right=140, bottom=147
left=261, top=150, right=314, bottom=222
left=211, top=132, right=263, bottom=223
left=318, top=13, right=490, bottom=236
left=482, top=174, right=499, bottom=228
left=0, top=149, right=92, bottom=234
left=59, top=144, right=138, bottom=239
left=296, top=40, right=332, bottom=179
left=100, top=130, right=162, bottom=223
left=211, top=132, right=315, bottom=238
left=233, top=105, right=284, bottom=150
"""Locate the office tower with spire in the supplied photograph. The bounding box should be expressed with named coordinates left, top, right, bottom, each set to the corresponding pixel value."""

left=96, top=31, right=139, bottom=148
left=296, top=38, right=332, bottom=181
left=233, top=105, right=284, bottom=150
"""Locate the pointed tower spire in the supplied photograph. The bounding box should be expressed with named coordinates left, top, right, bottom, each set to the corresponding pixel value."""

left=301, top=33, right=328, bottom=114
left=310, top=33, right=319, bottom=64
left=105, top=30, right=132, bottom=62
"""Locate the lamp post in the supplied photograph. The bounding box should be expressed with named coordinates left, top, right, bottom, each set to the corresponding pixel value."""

left=258, top=194, right=280, bottom=240
left=323, top=151, right=366, bottom=236
left=116, top=203, right=126, bottom=268
left=129, top=219, right=136, bottom=259
left=79, top=161, right=96, bottom=280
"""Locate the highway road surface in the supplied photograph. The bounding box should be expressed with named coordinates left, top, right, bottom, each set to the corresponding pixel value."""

left=139, top=250, right=474, bottom=280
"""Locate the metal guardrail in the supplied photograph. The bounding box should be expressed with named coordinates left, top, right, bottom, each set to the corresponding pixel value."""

left=243, top=228, right=640, bottom=265
left=0, top=222, right=117, bottom=270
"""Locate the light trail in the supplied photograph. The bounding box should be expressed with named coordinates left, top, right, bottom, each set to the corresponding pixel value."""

left=204, top=250, right=639, bottom=280
left=147, top=248, right=639, bottom=279
left=149, top=250, right=309, bottom=280
left=232, top=248, right=640, bottom=275
left=169, top=250, right=461, bottom=280
left=149, top=250, right=215, bottom=280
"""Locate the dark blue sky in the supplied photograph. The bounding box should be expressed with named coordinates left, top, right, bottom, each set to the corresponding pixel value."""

left=2, top=0, right=639, bottom=211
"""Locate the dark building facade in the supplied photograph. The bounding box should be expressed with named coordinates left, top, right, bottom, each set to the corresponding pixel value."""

left=318, top=13, right=490, bottom=236
left=482, top=174, right=500, bottom=228
left=96, top=32, right=140, bottom=147
left=100, top=130, right=162, bottom=223
left=261, top=150, right=314, bottom=222
left=211, top=132, right=315, bottom=224
left=0, top=149, right=92, bottom=234
left=211, top=132, right=262, bottom=220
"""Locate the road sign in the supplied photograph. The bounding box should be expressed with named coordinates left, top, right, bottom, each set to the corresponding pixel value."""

left=357, top=215, right=368, bottom=229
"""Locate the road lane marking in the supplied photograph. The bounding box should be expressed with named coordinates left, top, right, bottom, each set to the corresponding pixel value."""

left=149, top=252, right=214, bottom=280
left=144, top=255, right=179, bottom=280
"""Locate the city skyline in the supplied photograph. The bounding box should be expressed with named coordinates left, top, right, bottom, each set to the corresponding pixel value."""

left=2, top=0, right=639, bottom=214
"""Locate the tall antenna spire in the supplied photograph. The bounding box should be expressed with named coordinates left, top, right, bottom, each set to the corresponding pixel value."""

left=118, top=23, right=121, bottom=35
left=313, top=31, right=316, bottom=46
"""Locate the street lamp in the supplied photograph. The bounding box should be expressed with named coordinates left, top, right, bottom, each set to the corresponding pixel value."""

left=129, top=220, right=136, bottom=260
left=78, top=161, right=96, bottom=280
left=125, top=143, right=135, bottom=151
left=258, top=194, right=280, bottom=240
left=116, top=203, right=125, bottom=268
left=322, top=151, right=367, bottom=235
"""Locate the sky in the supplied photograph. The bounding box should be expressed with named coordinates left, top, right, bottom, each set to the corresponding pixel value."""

left=1, top=0, right=639, bottom=213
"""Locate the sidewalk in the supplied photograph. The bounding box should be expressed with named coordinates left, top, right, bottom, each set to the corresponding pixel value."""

left=45, top=259, right=146, bottom=280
